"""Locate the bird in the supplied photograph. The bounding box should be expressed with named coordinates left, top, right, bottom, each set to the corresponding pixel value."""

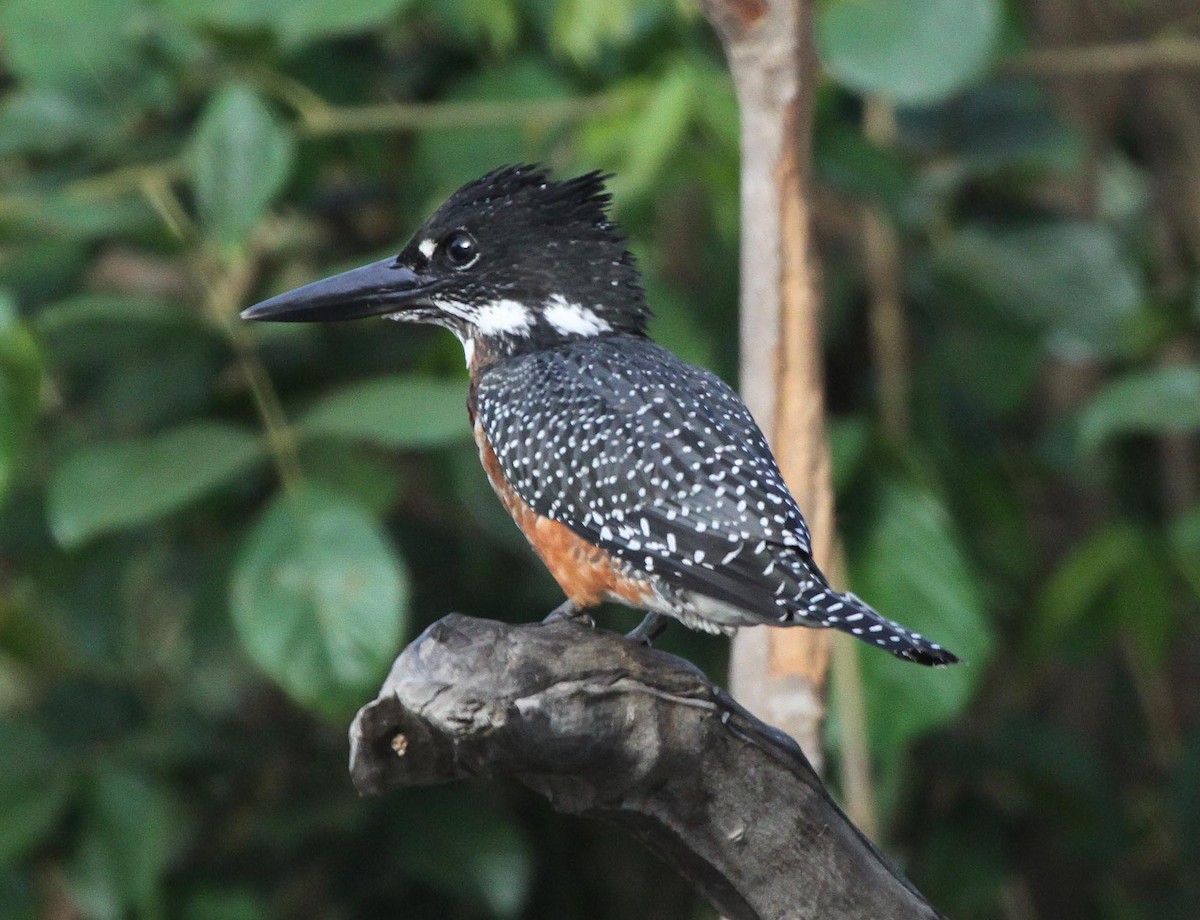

left=242, top=164, right=958, bottom=666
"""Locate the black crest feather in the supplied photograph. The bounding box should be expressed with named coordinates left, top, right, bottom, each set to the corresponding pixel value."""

left=415, top=164, right=650, bottom=336
left=445, top=164, right=625, bottom=244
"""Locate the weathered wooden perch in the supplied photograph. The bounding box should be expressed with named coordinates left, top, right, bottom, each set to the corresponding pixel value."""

left=349, top=615, right=942, bottom=920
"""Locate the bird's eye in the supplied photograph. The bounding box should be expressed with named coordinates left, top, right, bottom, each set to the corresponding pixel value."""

left=442, top=231, right=478, bottom=268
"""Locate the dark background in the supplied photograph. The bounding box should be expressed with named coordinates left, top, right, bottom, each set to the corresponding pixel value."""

left=1, top=1, right=1198, bottom=918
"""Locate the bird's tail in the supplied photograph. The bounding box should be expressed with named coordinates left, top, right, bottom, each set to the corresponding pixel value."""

left=796, top=586, right=959, bottom=667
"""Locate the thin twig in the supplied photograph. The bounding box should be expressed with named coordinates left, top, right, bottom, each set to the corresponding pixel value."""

left=250, top=66, right=339, bottom=128
left=1002, top=38, right=1200, bottom=76
left=139, top=173, right=194, bottom=240
left=138, top=180, right=305, bottom=495
left=1120, top=637, right=1183, bottom=768
left=861, top=97, right=910, bottom=442
left=37, top=87, right=632, bottom=217
left=66, top=158, right=185, bottom=199
left=203, top=248, right=306, bottom=497
left=291, top=92, right=637, bottom=137
left=252, top=61, right=638, bottom=134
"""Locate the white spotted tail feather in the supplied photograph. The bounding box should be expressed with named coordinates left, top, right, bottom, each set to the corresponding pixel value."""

left=476, top=335, right=960, bottom=667
left=794, top=583, right=958, bottom=667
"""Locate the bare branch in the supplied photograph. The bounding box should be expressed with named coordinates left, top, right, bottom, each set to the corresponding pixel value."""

left=350, top=615, right=943, bottom=920
left=1002, top=38, right=1200, bottom=76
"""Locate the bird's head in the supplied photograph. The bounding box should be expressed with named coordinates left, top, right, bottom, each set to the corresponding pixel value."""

left=241, top=165, right=649, bottom=359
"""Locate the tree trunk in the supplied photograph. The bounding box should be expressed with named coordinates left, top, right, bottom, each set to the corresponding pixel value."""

left=700, top=0, right=836, bottom=769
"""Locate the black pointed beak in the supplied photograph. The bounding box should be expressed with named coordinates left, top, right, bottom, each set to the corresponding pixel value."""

left=240, top=257, right=439, bottom=323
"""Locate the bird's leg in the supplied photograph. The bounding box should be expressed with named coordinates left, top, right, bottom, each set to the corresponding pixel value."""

left=542, top=598, right=594, bottom=628
left=625, top=612, right=670, bottom=646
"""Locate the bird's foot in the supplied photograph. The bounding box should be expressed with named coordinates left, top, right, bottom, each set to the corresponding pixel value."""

left=625, top=613, right=670, bottom=647
left=542, top=599, right=594, bottom=629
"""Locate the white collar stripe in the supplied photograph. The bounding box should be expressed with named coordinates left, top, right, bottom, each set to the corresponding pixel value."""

left=544, top=295, right=611, bottom=336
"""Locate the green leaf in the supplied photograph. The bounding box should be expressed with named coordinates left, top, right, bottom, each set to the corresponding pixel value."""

left=230, top=489, right=409, bottom=711
left=0, top=867, right=37, bottom=920
left=299, top=377, right=470, bottom=449
left=395, top=789, right=532, bottom=918
left=34, top=294, right=195, bottom=338
left=48, top=423, right=265, bottom=547
left=0, top=89, right=107, bottom=157
left=0, top=241, right=89, bottom=305
left=184, top=890, right=267, bottom=920
left=1170, top=508, right=1200, bottom=597
left=68, top=765, right=172, bottom=917
left=1111, top=538, right=1174, bottom=669
left=426, top=0, right=520, bottom=50
left=278, top=0, right=412, bottom=47
left=1076, top=366, right=1200, bottom=452
left=300, top=441, right=405, bottom=516
left=1031, top=523, right=1140, bottom=653
left=899, top=83, right=1084, bottom=178
left=818, top=0, right=1001, bottom=105
left=0, top=295, right=42, bottom=501
left=574, top=58, right=708, bottom=204
left=644, top=275, right=717, bottom=371
left=0, top=722, right=72, bottom=864
left=815, top=123, right=912, bottom=216
left=33, top=295, right=215, bottom=388
left=0, top=0, right=141, bottom=87
left=1, top=193, right=157, bottom=242
left=829, top=416, right=872, bottom=493
left=410, top=60, right=572, bottom=197
left=609, top=60, right=696, bottom=200
left=848, top=481, right=992, bottom=757
left=932, top=324, right=1041, bottom=416
left=163, top=0, right=413, bottom=46
left=933, top=222, right=1142, bottom=355
left=551, top=0, right=638, bottom=62
left=159, top=0, right=285, bottom=30
left=190, top=83, right=295, bottom=250
left=1029, top=524, right=1174, bottom=665
left=911, top=812, right=1009, bottom=918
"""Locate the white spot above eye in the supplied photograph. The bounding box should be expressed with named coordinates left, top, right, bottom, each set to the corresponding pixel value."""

left=475, top=299, right=533, bottom=336
left=418, top=238, right=436, bottom=259
left=543, top=294, right=611, bottom=336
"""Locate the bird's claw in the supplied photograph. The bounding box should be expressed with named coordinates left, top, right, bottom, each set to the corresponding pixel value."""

left=542, top=599, right=594, bottom=629
left=625, top=612, right=669, bottom=647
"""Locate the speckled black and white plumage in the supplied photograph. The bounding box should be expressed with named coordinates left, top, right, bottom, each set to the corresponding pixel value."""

left=476, top=335, right=956, bottom=665
left=243, top=164, right=959, bottom=666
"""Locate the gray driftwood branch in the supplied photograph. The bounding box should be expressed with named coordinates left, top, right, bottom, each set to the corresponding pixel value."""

left=349, top=615, right=943, bottom=920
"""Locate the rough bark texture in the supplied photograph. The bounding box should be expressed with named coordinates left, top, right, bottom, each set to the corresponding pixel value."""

left=701, top=0, right=835, bottom=769
left=350, top=615, right=942, bottom=920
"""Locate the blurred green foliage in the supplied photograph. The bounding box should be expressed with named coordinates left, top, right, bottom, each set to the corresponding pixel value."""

left=1, top=0, right=1198, bottom=918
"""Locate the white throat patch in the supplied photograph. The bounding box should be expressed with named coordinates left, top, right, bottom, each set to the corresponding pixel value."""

left=543, top=294, right=612, bottom=336
left=474, top=299, right=533, bottom=336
